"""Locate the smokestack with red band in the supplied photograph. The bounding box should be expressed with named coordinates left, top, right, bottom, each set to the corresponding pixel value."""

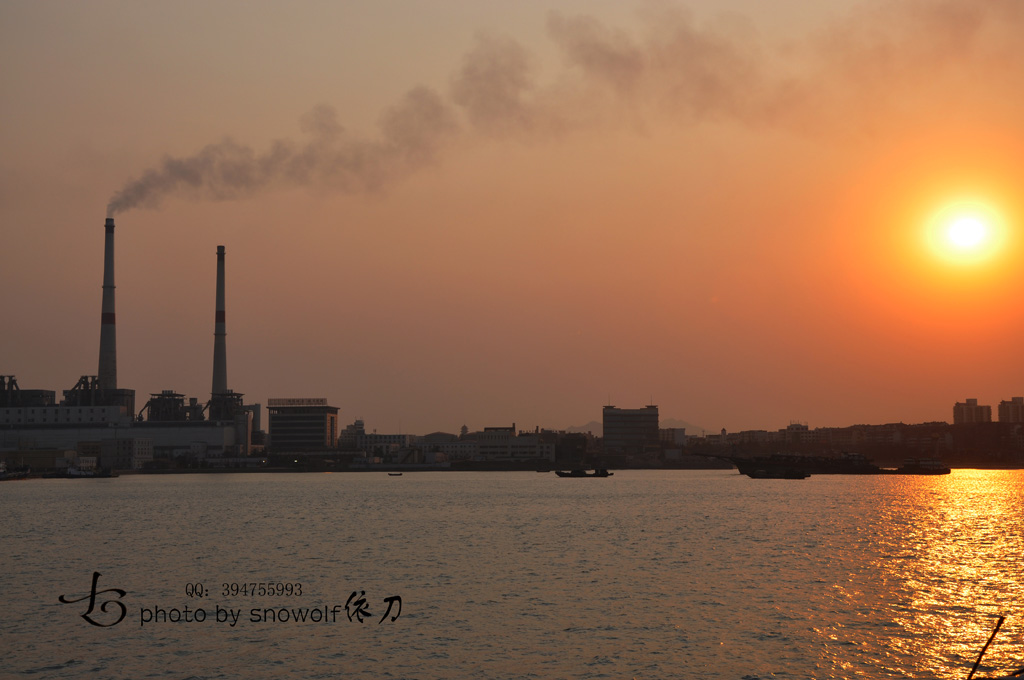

left=98, top=217, right=117, bottom=390
left=212, top=245, right=227, bottom=396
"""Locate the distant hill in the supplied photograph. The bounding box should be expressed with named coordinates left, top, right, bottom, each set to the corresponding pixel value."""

left=564, top=418, right=706, bottom=435
left=564, top=421, right=602, bottom=434
left=660, top=418, right=707, bottom=434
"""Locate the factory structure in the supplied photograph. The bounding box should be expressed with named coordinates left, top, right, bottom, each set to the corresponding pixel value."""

left=0, top=216, right=572, bottom=472
left=1, top=218, right=260, bottom=472
left=6, top=217, right=1019, bottom=474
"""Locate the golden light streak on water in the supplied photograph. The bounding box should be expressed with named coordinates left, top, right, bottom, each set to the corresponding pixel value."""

left=870, top=471, right=1023, bottom=677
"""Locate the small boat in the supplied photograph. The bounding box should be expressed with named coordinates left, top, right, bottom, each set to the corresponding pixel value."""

left=0, top=462, right=31, bottom=481
left=744, top=468, right=809, bottom=479
left=387, top=472, right=403, bottom=476
left=554, top=469, right=613, bottom=478
left=42, top=466, right=118, bottom=479
left=896, top=458, right=951, bottom=475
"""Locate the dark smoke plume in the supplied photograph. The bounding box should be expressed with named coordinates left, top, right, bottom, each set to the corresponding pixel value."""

left=107, top=1, right=1024, bottom=215
left=107, top=88, right=457, bottom=216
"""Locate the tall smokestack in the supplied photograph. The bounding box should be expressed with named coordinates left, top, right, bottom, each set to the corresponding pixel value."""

left=98, top=217, right=117, bottom=390
left=212, top=245, right=227, bottom=396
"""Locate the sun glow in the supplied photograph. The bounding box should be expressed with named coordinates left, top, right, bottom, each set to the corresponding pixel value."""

left=925, top=200, right=1006, bottom=265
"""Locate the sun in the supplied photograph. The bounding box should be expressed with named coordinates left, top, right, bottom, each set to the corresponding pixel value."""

left=946, top=216, right=987, bottom=249
left=925, top=199, right=1006, bottom=265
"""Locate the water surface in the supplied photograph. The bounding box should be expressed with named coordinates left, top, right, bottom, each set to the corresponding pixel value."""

left=2, top=469, right=1021, bottom=679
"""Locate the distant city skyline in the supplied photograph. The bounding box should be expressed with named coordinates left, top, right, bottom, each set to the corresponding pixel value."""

left=2, top=1, right=1022, bottom=435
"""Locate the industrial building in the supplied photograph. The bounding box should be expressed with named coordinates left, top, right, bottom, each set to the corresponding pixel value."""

left=0, top=219, right=258, bottom=468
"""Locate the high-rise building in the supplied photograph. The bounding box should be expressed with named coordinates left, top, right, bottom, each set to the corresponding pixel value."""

left=603, top=405, right=659, bottom=454
left=998, top=397, right=1024, bottom=423
left=267, top=398, right=339, bottom=452
left=953, top=398, right=992, bottom=424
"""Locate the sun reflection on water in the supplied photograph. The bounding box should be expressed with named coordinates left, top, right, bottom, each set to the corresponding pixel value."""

left=824, top=470, right=1023, bottom=678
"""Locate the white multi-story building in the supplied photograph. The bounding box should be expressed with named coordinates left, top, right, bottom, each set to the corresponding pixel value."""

left=464, top=425, right=555, bottom=462
left=418, top=432, right=478, bottom=461
left=954, top=398, right=992, bottom=424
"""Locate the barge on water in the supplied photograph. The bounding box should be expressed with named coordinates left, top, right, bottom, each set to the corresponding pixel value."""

left=728, top=452, right=952, bottom=478
left=729, top=452, right=880, bottom=477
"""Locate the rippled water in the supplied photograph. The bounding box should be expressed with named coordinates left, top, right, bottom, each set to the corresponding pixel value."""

left=1, top=469, right=1021, bottom=679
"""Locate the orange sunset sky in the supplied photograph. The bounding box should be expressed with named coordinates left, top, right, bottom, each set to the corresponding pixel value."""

left=2, top=1, right=1022, bottom=435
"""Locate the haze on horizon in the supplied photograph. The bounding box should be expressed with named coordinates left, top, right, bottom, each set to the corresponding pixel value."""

left=2, top=0, right=1022, bottom=436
